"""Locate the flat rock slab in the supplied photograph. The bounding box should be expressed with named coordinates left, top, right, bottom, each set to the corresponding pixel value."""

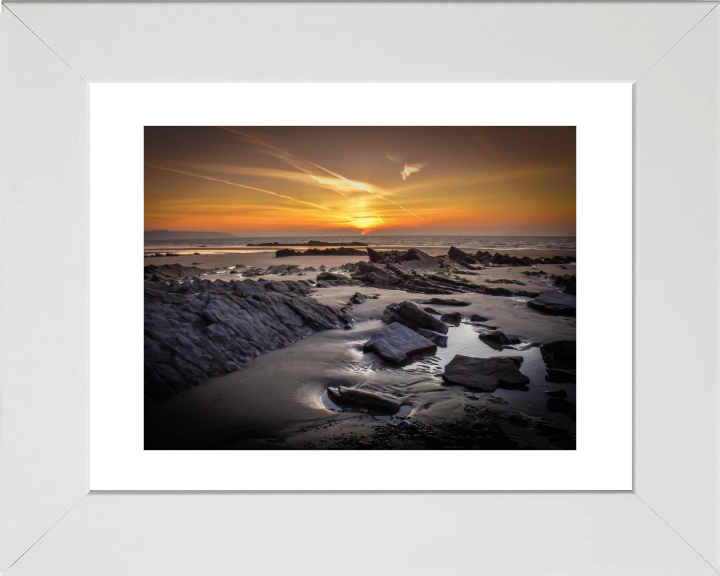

left=422, top=298, right=471, bottom=307
left=363, top=322, right=437, bottom=364
left=527, top=291, right=577, bottom=316
left=327, top=386, right=401, bottom=414
left=442, top=354, right=530, bottom=392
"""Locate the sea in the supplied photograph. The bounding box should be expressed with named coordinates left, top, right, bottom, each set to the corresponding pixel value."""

left=144, top=235, right=575, bottom=251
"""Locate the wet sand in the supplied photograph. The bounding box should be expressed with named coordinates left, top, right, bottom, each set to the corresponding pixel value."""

left=145, top=246, right=576, bottom=450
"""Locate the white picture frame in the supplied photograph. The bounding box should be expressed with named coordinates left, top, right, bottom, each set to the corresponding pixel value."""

left=1, top=2, right=718, bottom=575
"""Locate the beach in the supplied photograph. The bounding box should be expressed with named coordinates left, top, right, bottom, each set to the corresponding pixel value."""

left=145, top=243, right=576, bottom=450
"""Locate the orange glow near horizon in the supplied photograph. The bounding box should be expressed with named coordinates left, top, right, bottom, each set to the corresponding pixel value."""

left=145, top=127, right=576, bottom=237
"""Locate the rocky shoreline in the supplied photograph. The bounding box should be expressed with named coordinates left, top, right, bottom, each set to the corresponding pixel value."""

left=144, top=245, right=577, bottom=450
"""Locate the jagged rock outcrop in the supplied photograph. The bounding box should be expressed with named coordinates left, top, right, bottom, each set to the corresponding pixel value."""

left=382, top=301, right=449, bottom=335
left=366, top=247, right=438, bottom=267
left=145, top=276, right=350, bottom=400
left=276, top=247, right=365, bottom=257
left=471, top=250, right=576, bottom=267
left=550, top=274, right=577, bottom=295
left=448, top=246, right=480, bottom=268
left=144, top=263, right=206, bottom=282
left=315, top=272, right=358, bottom=287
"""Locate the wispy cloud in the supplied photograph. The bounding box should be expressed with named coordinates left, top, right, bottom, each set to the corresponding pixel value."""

left=401, top=163, right=425, bottom=180
left=145, top=164, right=333, bottom=213
left=385, top=153, right=426, bottom=181
left=221, top=127, right=422, bottom=220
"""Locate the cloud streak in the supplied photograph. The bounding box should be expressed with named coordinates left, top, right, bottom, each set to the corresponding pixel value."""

left=145, top=164, right=333, bottom=213
left=221, top=127, right=422, bottom=220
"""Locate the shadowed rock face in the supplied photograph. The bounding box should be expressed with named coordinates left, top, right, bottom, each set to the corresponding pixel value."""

left=145, top=274, right=350, bottom=400
left=448, top=246, right=479, bottom=268
left=327, top=386, right=401, bottom=414
left=527, top=291, right=577, bottom=316
left=442, top=355, right=530, bottom=392
left=144, top=263, right=206, bottom=282
left=540, top=339, right=577, bottom=383
left=473, top=250, right=576, bottom=267
left=550, top=274, right=577, bottom=295
left=382, top=302, right=449, bottom=335
left=315, top=272, right=358, bottom=287
left=367, top=247, right=438, bottom=266
left=363, top=322, right=437, bottom=364
left=276, top=247, right=366, bottom=258
left=422, top=298, right=471, bottom=307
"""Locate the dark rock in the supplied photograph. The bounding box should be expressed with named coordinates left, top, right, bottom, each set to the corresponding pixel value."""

left=477, top=285, right=539, bottom=298
left=277, top=247, right=366, bottom=257
left=527, top=291, right=576, bottom=316
left=144, top=263, right=206, bottom=282
left=367, top=247, right=387, bottom=263
left=383, top=301, right=449, bottom=334
left=478, top=330, right=512, bottom=347
left=540, top=340, right=576, bottom=369
left=303, top=247, right=366, bottom=256
left=354, top=261, right=404, bottom=286
left=546, top=397, right=576, bottom=414
left=368, top=247, right=438, bottom=267
left=308, top=240, right=367, bottom=246
left=422, top=298, right=471, bottom=307
left=363, top=322, right=437, bottom=364
left=470, top=314, right=490, bottom=322
left=275, top=249, right=304, bottom=258
left=508, top=414, right=529, bottom=427
left=327, top=386, right=401, bottom=414
left=349, top=292, right=369, bottom=305
left=545, top=389, right=568, bottom=398
left=448, top=246, right=478, bottom=267
left=440, top=312, right=462, bottom=325
left=545, top=369, right=577, bottom=384
left=316, top=272, right=357, bottom=286
left=423, top=307, right=441, bottom=315
left=485, top=278, right=526, bottom=286
left=417, top=328, right=449, bottom=347
left=550, top=274, right=576, bottom=295
left=442, top=355, right=529, bottom=392
left=144, top=277, right=349, bottom=400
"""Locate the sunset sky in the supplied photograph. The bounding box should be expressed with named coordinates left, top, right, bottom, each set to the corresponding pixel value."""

left=144, top=126, right=576, bottom=237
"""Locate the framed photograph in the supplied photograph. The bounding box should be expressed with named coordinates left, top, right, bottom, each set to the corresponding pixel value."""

left=1, top=2, right=718, bottom=575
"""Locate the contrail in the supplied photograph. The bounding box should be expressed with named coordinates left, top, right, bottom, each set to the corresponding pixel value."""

left=219, top=127, right=422, bottom=220
left=304, top=161, right=423, bottom=220
left=145, top=164, right=333, bottom=212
